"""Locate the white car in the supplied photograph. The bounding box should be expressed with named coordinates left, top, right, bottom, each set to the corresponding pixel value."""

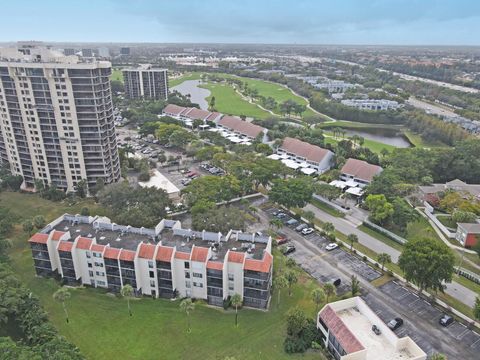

left=301, top=227, right=314, bottom=235
left=325, top=243, right=338, bottom=251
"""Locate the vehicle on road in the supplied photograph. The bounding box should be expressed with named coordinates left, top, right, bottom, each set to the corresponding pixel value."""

left=439, top=314, right=453, bottom=327
left=372, top=325, right=381, bottom=335
left=387, top=317, right=404, bottom=331
left=282, top=245, right=296, bottom=255
left=295, top=223, right=308, bottom=232
left=325, top=243, right=339, bottom=251
left=301, top=227, right=314, bottom=235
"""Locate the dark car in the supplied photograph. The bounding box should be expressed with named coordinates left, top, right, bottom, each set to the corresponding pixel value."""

left=282, top=245, right=296, bottom=255
left=387, top=317, right=404, bottom=331
left=372, top=325, right=381, bottom=335
left=286, top=218, right=299, bottom=226
left=328, top=278, right=341, bottom=287
left=439, top=314, right=454, bottom=327
left=295, top=223, right=308, bottom=232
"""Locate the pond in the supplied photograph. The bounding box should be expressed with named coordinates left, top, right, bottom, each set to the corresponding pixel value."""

left=342, top=128, right=412, bottom=148
left=171, top=80, right=210, bottom=110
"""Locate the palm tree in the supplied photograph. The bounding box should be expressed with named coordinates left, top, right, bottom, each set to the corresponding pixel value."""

left=303, top=210, right=315, bottom=224
left=286, top=257, right=296, bottom=268
left=180, top=298, right=195, bottom=333
left=269, top=218, right=283, bottom=230
left=311, top=288, right=326, bottom=314
left=53, top=287, right=71, bottom=323
left=347, top=233, right=358, bottom=251
left=351, top=275, right=360, bottom=297
left=230, top=294, right=243, bottom=327
left=377, top=253, right=392, bottom=272
left=274, top=275, right=288, bottom=306
left=285, top=270, right=298, bottom=296
left=322, top=222, right=335, bottom=235
left=430, top=354, right=446, bottom=360
left=324, top=283, right=336, bottom=303
left=121, top=284, right=134, bottom=316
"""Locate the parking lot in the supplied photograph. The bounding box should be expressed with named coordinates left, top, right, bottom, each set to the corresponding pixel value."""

left=259, top=204, right=480, bottom=359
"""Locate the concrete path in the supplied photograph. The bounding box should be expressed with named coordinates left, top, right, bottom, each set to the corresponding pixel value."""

left=304, top=203, right=478, bottom=308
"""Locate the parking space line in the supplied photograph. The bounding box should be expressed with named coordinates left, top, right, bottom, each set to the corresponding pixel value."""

left=470, top=337, right=480, bottom=348
left=457, top=329, right=470, bottom=340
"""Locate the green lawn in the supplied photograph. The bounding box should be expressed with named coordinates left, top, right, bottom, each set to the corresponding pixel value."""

left=403, top=130, right=448, bottom=149
left=436, top=215, right=456, bottom=229
left=310, top=198, right=345, bottom=218
left=200, top=83, right=272, bottom=119
left=3, top=191, right=327, bottom=360
left=110, top=69, right=123, bottom=82
left=357, top=225, right=404, bottom=252
left=169, top=72, right=203, bottom=88
left=323, top=132, right=396, bottom=154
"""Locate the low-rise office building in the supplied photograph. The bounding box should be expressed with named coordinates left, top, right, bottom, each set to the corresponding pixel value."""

left=315, top=80, right=355, bottom=93
left=340, top=158, right=383, bottom=188
left=317, top=297, right=426, bottom=360
left=455, top=222, right=480, bottom=248
left=276, top=137, right=334, bottom=174
left=28, top=214, right=273, bottom=309
left=341, top=99, right=401, bottom=111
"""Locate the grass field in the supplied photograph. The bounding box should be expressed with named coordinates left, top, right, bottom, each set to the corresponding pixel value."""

left=110, top=69, right=123, bottom=82
left=323, top=132, right=396, bottom=154
left=169, top=72, right=203, bottom=87
left=200, top=83, right=272, bottom=119
left=3, top=191, right=327, bottom=360
left=310, top=198, right=345, bottom=218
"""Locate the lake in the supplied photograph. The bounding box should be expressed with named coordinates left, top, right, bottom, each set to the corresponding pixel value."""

left=342, top=128, right=412, bottom=148
left=172, top=80, right=210, bottom=110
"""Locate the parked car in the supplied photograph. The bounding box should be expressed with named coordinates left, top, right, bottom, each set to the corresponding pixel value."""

left=282, top=245, right=296, bottom=255
left=276, top=236, right=288, bottom=245
left=387, top=317, right=404, bottom=331
left=325, top=243, right=339, bottom=251
left=301, top=227, right=314, bottom=235
left=439, top=314, right=453, bottom=327
left=276, top=212, right=287, bottom=219
left=186, top=171, right=198, bottom=178
left=372, top=325, right=381, bottom=335
left=181, top=178, right=192, bottom=186
left=327, top=278, right=341, bottom=287
left=286, top=218, right=299, bottom=226
left=295, top=223, right=308, bottom=232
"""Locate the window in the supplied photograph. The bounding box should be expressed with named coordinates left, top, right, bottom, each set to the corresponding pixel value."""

left=193, top=272, right=202, bottom=278
left=184, top=261, right=190, bottom=269
left=148, top=261, right=153, bottom=268
left=185, top=271, right=190, bottom=279
left=149, top=271, right=154, bottom=278
left=96, top=280, right=105, bottom=286
left=228, top=273, right=234, bottom=281
left=150, top=280, right=155, bottom=287
left=86, top=251, right=91, bottom=258
left=229, top=284, right=234, bottom=291
left=88, top=270, right=94, bottom=277
left=94, top=262, right=103, bottom=267
left=95, top=271, right=105, bottom=277
left=93, top=252, right=102, bottom=258
left=88, top=263, right=92, bottom=268
left=193, top=282, right=203, bottom=288
left=185, top=281, right=191, bottom=288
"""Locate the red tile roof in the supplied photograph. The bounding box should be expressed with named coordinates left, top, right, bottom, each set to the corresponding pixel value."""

left=206, top=261, right=224, bottom=270
left=104, top=247, right=121, bottom=259
left=190, top=246, right=209, bottom=262
left=57, top=241, right=73, bottom=252
left=175, top=251, right=191, bottom=260
left=280, top=137, right=332, bottom=163
left=163, top=104, right=186, bottom=116
left=227, top=251, right=245, bottom=264
left=51, top=230, right=66, bottom=241
left=218, top=116, right=265, bottom=138
left=206, top=112, right=221, bottom=121
left=184, top=107, right=211, bottom=120
left=76, top=237, right=93, bottom=250
left=138, top=243, right=156, bottom=259
left=90, top=244, right=105, bottom=253
left=341, top=158, right=383, bottom=182
left=319, top=306, right=364, bottom=354
left=244, top=252, right=273, bottom=273
left=28, top=233, right=49, bottom=244
left=156, top=246, right=174, bottom=262
left=119, top=249, right=136, bottom=262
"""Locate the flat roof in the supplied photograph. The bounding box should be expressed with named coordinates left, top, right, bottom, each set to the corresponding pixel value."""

left=52, top=220, right=156, bottom=251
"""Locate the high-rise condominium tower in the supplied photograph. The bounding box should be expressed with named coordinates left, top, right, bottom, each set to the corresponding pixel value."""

left=0, top=44, right=120, bottom=192
left=122, top=64, right=168, bottom=101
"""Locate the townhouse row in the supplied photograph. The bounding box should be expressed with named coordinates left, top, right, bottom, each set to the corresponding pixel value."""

left=29, top=214, right=273, bottom=309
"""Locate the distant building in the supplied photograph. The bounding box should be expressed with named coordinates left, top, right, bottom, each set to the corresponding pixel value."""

left=315, top=80, right=355, bottom=93
left=456, top=223, right=480, bottom=248
left=340, top=158, right=383, bottom=187
left=276, top=137, right=334, bottom=174
left=123, top=64, right=168, bottom=100
left=341, top=99, right=401, bottom=111
left=419, top=179, right=480, bottom=201
left=97, top=47, right=110, bottom=58
left=81, top=48, right=93, bottom=57
left=28, top=213, right=273, bottom=309
left=120, top=47, right=130, bottom=56
left=317, top=297, right=426, bottom=360
left=63, top=48, right=76, bottom=56
left=0, top=45, right=120, bottom=192
left=162, top=104, right=222, bottom=126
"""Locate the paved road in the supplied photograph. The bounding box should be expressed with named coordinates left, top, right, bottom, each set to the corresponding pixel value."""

left=303, top=204, right=478, bottom=308
left=256, top=205, right=479, bottom=359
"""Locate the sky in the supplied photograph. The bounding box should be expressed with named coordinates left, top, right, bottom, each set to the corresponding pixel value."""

left=2, top=0, right=480, bottom=45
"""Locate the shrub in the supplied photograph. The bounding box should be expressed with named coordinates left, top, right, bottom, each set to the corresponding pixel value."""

left=80, top=207, right=90, bottom=216
left=138, top=171, right=151, bottom=182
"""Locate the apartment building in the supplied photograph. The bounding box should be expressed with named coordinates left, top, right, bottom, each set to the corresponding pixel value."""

left=340, top=158, right=383, bottom=188
left=162, top=104, right=222, bottom=127
left=29, top=213, right=273, bottom=309
left=122, top=64, right=168, bottom=101
left=0, top=44, right=120, bottom=192
left=314, top=80, right=355, bottom=93
left=317, top=297, right=426, bottom=360
left=120, top=47, right=130, bottom=56
left=275, top=137, right=334, bottom=174
left=341, top=99, right=401, bottom=111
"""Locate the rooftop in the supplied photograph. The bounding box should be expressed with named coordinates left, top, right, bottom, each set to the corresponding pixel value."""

left=218, top=116, right=265, bottom=138
left=279, top=137, right=332, bottom=163
left=341, top=158, right=383, bottom=182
